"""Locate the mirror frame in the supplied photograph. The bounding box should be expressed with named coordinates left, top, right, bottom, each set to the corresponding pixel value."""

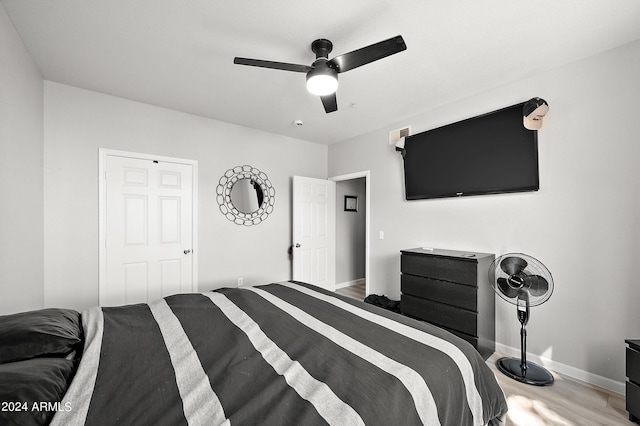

left=216, top=165, right=275, bottom=226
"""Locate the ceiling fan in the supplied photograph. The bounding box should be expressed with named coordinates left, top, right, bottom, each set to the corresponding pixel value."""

left=234, top=35, right=407, bottom=113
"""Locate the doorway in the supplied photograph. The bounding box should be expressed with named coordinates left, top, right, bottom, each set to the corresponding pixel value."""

left=331, top=171, right=370, bottom=298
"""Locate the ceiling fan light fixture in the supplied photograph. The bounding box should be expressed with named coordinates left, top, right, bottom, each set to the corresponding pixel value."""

left=306, top=66, right=338, bottom=96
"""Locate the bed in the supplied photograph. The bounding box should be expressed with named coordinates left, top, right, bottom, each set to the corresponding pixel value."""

left=1, top=281, right=508, bottom=425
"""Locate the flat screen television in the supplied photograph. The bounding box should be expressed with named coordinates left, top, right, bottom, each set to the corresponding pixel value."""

left=403, top=103, right=539, bottom=200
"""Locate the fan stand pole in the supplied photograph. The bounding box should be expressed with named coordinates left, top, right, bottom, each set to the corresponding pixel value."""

left=520, top=323, right=527, bottom=374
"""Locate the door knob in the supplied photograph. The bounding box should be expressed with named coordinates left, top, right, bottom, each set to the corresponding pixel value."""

left=184, top=249, right=191, bottom=255
left=295, top=243, right=301, bottom=248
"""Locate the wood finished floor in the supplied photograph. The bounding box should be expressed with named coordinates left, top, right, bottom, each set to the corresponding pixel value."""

left=335, top=283, right=631, bottom=425
left=489, top=353, right=629, bottom=426
left=335, top=281, right=366, bottom=300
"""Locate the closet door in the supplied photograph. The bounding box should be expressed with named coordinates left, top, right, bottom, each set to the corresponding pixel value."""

left=100, top=151, right=197, bottom=306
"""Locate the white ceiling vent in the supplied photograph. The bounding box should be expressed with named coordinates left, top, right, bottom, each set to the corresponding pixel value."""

left=389, top=125, right=411, bottom=148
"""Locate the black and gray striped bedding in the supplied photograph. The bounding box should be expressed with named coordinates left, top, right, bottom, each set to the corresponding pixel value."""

left=51, top=281, right=507, bottom=426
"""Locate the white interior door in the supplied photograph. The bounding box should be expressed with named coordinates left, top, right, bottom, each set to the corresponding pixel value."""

left=100, top=151, right=197, bottom=306
left=292, top=176, right=335, bottom=291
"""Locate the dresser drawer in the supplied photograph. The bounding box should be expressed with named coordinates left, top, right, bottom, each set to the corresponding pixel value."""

left=401, top=274, right=477, bottom=311
left=401, top=253, right=477, bottom=286
left=401, top=294, right=477, bottom=336
left=628, top=381, right=640, bottom=420
left=628, top=347, right=640, bottom=384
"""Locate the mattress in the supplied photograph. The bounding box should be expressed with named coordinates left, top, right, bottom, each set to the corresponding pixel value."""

left=50, top=281, right=507, bottom=425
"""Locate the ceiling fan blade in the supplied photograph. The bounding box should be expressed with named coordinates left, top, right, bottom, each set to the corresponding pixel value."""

left=320, top=93, right=337, bottom=113
left=500, top=256, right=528, bottom=276
left=234, top=57, right=312, bottom=73
left=497, top=278, right=519, bottom=299
left=523, top=275, right=549, bottom=296
left=327, top=35, right=406, bottom=73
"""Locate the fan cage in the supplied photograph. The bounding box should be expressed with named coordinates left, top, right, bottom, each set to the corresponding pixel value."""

left=490, top=253, right=554, bottom=307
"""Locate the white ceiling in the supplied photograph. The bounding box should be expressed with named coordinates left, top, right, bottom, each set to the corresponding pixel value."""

left=3, top=0, right=640, bottom=145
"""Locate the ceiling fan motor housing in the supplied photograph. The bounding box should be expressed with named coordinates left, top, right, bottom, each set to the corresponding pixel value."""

left=311, top=39, right=333, bottom=59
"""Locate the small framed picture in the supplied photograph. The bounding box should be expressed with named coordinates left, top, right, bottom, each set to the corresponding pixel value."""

left=344, top=195, right=358, bottom=212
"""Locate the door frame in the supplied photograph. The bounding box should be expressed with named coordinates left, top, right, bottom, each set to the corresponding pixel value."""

left=329, top=170, right=370, bottom=296
left=98, top=148, right=199, bottom=305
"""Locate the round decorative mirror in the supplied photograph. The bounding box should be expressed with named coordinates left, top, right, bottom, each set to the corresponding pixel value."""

left=230, top=178, right=263, bottom=214
left=216, top=165, right=275, bottom=226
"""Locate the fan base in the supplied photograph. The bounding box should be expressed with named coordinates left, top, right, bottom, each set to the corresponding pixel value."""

left=496, top=357, right=554, bottom=386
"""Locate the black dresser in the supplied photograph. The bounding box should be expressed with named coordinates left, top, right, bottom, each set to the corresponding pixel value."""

left=627, top=339, right=640, bottom=423
left=400, top=248, right=495, bottom=360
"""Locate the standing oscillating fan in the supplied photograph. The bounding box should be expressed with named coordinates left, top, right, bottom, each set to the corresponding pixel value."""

left=490, top=253, right=555, bottom=386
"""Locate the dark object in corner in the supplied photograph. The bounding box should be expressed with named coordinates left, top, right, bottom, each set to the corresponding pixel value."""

left=627, top=339, right=640, bottom=424
left=364, top=294, right=400, bottom=313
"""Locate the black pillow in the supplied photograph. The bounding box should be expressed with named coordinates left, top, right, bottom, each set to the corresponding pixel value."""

left=0, top=357, right=76, bottom=426
left=0, top=308, right=82, bottom=364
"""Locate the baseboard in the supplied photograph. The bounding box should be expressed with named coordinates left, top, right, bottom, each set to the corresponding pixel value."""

left=335, top=278, right=365, bottom=290
left=494, top=343, right=625, bottom=396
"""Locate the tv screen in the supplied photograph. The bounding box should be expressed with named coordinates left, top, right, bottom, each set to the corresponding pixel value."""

left=403, top=103, right=539, bottom=200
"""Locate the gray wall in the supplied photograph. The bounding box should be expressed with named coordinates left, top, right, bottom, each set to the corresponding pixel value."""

left=328, top=39, right=640, bottom=388
left=335, top=178, right=366, bottom=284
left=0, top=5, right=44, bottom=314
left=42, top=82, right=327, bottom=312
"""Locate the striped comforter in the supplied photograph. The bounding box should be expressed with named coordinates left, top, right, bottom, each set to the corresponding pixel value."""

left=51, top=281, right=507, bottom=426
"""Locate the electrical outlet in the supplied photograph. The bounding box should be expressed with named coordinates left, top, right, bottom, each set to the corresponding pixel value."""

left=237, top=277, right=243, bottom=287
